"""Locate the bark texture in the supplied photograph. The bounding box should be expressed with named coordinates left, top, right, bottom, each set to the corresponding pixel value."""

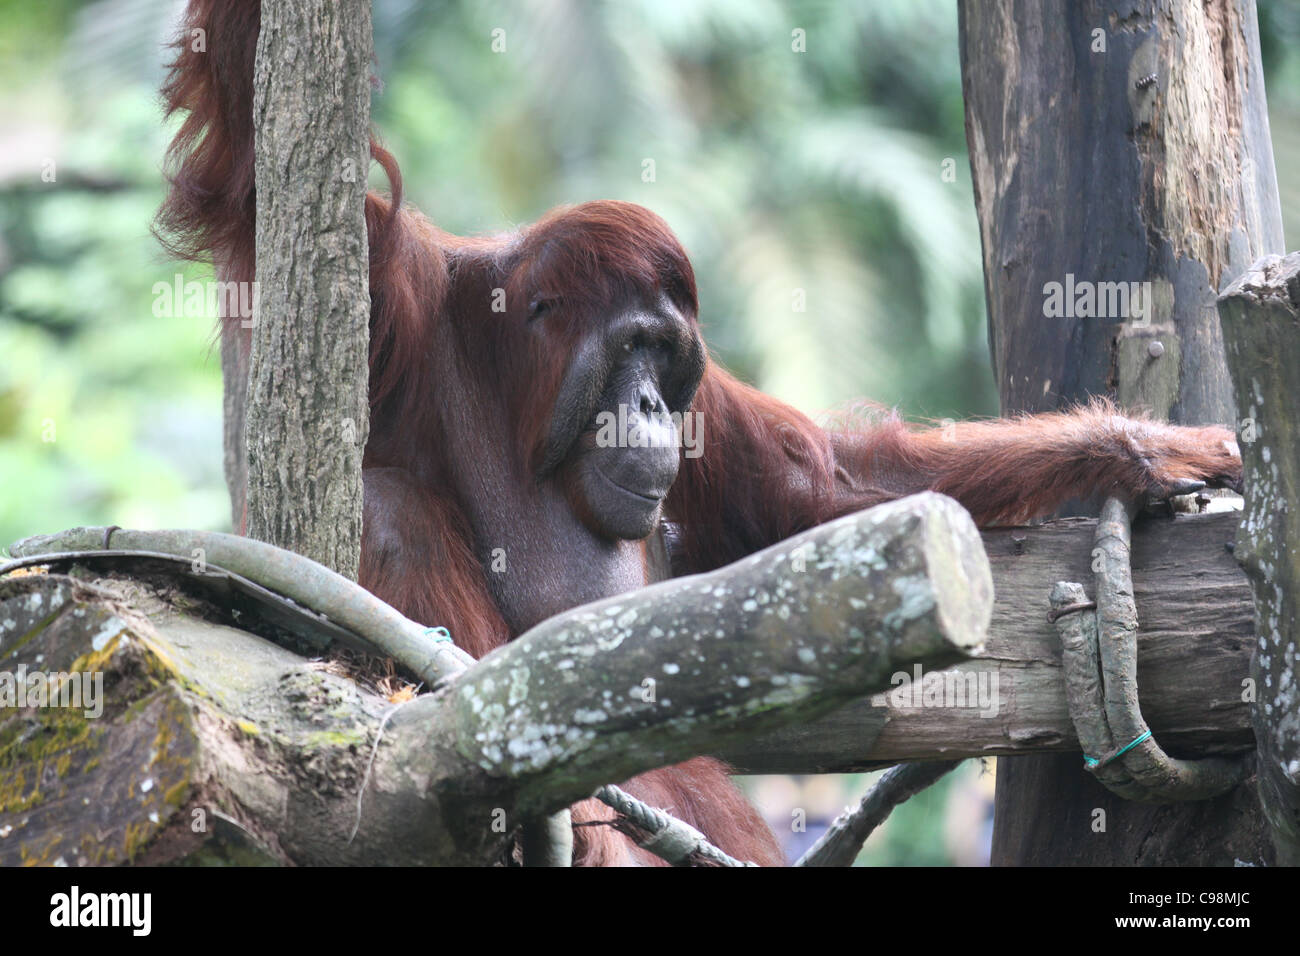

left=961, top=0, right=1283, bottom=424
left=221, top=321, right=249, bottom=532
left=1218, top=254, right=1300, bottom=865
left=245, top=0, right=373, bottom=578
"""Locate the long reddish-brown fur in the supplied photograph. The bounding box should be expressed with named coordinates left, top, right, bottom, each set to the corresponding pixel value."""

left=158, top=0, right=1241, bottom=867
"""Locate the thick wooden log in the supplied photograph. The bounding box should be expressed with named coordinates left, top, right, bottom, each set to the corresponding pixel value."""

left=960, top=0, right=1282, bottom=426
left=722, top=509, right=1253, bottom=773
left=0, top=492, right=989, bottom=866
left=1219, top=254, right=1300, bottom=865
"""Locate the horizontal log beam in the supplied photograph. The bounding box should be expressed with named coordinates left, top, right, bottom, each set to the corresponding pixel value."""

left=722, top=510, right=1253, bottom=773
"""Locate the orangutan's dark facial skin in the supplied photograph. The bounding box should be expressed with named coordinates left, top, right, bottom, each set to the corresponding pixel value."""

left=539, top=299, right=705, bottom=541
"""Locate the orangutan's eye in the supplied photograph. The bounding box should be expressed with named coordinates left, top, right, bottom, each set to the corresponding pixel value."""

left=528, top=296, right=559, bottom=320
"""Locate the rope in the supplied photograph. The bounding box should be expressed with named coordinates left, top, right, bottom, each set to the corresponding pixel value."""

left=1084, top=730, right=1151, bottom=768
left=594, top=784, right=757, bottom=867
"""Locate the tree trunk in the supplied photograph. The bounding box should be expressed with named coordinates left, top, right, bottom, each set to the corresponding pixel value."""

left=1218, top=254, right=1300, bottom=865
left=220, top=321, right=248, bottom=533
left=960, top=0, right=1284, bottom=865
left=245, top=0, right=373, bottom=579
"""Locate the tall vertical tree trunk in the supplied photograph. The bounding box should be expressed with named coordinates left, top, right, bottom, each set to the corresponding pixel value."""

left=221, top=320, right=249, bottom=532
left=959, top=0, right=1284, bottom=865
left=1218, top=256, right=1300, bottom=865
left=246, top=0, right=373, bottom=579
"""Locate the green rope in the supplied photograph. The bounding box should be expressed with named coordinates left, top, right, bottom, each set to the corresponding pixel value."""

left=1084, top=729, right=1152, bottom=768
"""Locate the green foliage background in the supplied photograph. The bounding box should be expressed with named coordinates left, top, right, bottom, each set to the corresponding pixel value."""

left=1, top=0, right=1297, bottom=865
